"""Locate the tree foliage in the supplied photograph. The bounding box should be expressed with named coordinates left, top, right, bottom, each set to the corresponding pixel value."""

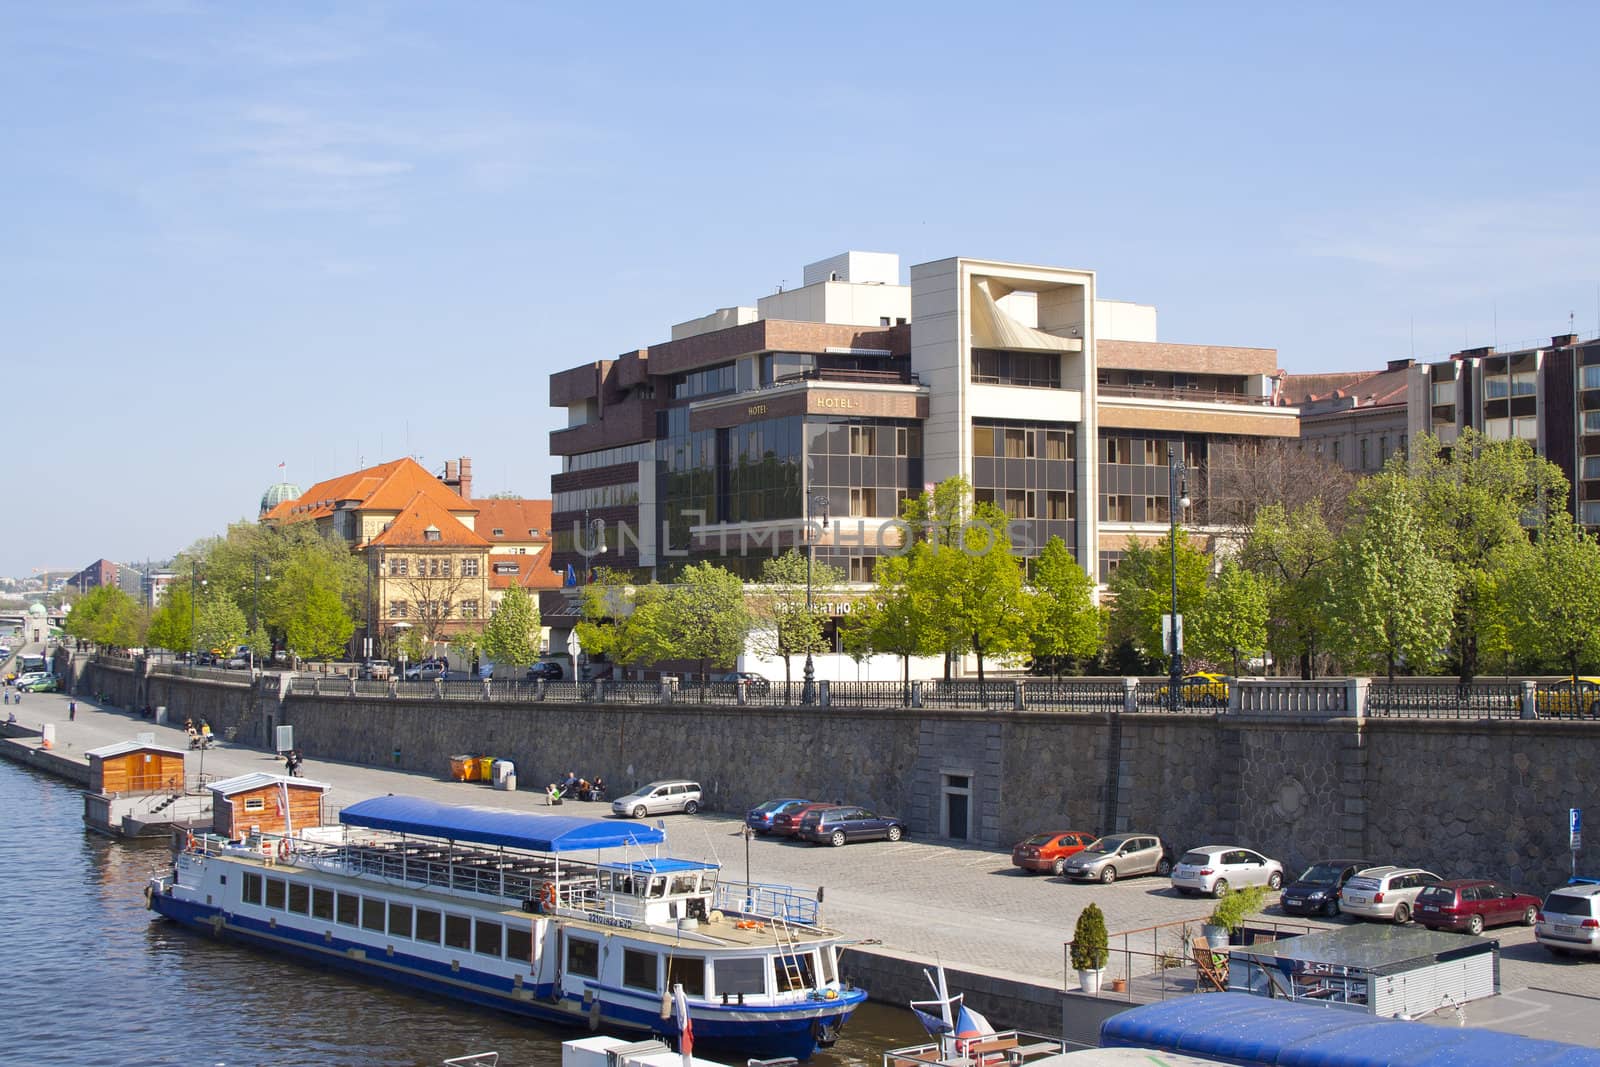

left=481, top=585, right=540, bottom=670
left=1507, top=514, right=1600, bottom=679
left=1026, top=536, right=1100, bottom=675
left=748, top=550, right=846, bottom=693
left=1239, top=502, right=1338, bottom=679
left=146, top=583, right=193, bottom=653
left=839, top=547, right=942, bottom=686
left=64, top=585, right=145, bottom=649
left=1106, top=530, right=1211, bottom=668
left=1191, top=558, right=1271, bottom=676
left=658, top=562, right=752, bottom=684
left=195, top=595, right=248, bottom=656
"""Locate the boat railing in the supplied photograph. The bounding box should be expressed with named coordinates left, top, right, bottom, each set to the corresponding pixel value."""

left=715, top=881, right=820, bottom=926
left=884, top=1031, right=1066, bottom=1067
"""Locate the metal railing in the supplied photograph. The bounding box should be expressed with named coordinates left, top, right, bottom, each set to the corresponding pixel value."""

left=1366, top=682, right=1522, bottom=718
left=1097, top=383, right=1275, bottom=407
left=152, top=663, right=254, bottom=686
left=1022, top=680, right=1126, bottom=711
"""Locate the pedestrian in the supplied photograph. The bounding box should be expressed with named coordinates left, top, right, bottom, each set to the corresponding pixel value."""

left=68, top=700, right=76, bottom=721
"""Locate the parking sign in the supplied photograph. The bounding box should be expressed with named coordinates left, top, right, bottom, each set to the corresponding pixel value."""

left=1572, top=808, right=1583, bottom=850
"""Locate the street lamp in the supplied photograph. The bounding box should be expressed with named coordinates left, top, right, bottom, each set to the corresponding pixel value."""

left=188, top=563, right=207, bottom=663
left=250, top=557, right=272, bottom=670
left=801, top=493, right=830, bottom=705
left=1167, top=451, right=1190, bottom=714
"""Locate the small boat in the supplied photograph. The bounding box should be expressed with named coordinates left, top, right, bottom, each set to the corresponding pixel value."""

left=147, top=788, right=865, bottom=1060
left=886, top=967, right=1065, bottom=1067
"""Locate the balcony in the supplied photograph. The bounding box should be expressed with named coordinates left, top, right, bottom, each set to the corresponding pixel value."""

left=1098, top=383, right=1271, bottom=406
left=773, top=367, right=919, bottom=387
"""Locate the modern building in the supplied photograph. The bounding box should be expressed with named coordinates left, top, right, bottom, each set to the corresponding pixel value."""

left=548, top=250, right=1298, bottom=585
left=65, top=559, right=145, bottom=600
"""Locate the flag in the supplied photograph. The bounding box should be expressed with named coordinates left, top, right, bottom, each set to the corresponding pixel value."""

left=912, top=1006, right=953, bottom=1036
left=955, top=1003, right=993, bottom=1040
left=277, top=461, right=285, bottom=469
left=564, top=563, right=577, bottom=587
left=674, top=984, right=694, bottom=1063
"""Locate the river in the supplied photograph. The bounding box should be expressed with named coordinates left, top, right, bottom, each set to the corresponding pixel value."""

left=0, top=758, right=925, bottom=1067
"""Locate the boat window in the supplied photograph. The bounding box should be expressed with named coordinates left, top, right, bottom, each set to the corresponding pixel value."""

left=312, top=887, right=334, bottom=921
left=445, top=914, right=471, bottom=951
left=265, top=878, right=287, bottom=910
left=671, top=874, right=699, bottom=895
left=389, top=902, right=413, bottom=939
left=287, top=882, right=310, bottom=915
left=666, top=956, right=705, bottom=996
left=623, top=948, right=658, bottom=991
left=506, top=924, right=533, bottom=963
left=337, top=892, right=360, bottom=925
left=818, top=945, right=836, bottom=984
left=242, top=872, right=263, bottom=906
left=415, top=908, right=442, bottom=943
left=648, top=877, right=667, bottom=899
left=568, top=937, right=600, bottom=978
left=475, top=920, right=503, bottom=958
left=776, top=952, right=815, bottom=992
left=362, top=897, right=386, bottom=933
left=715, top=957, right=767, bottom=996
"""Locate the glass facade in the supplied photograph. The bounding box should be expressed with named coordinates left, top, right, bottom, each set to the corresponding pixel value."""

left=807, top=417, right=922, bottom=523
left=970, top=419, right=1078, bottom=559
left=562, top=442, right=654, bottom=472
left=1097, top=432, right=1203, bottom=524
left=971, top=348, right=1062, bottom=389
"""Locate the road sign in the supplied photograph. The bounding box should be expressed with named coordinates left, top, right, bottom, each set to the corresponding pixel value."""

left=1572, top=807, right=1583, bottom=851
left=1162, top=614, right=1184, bottom=656
left=567, top=629, right=582, bottom=660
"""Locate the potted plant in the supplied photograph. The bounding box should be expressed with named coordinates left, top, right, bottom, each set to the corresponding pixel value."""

left=1203, top=884, right=1270, bottom=949
left=1071, top=902, right=1110, bottom=994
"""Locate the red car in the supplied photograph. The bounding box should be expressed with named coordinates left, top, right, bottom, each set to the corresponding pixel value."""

left=769, top=802, right=837, bottom=838
left=1012, top=830, right=1097, bottom=875
left=1414, top=879, right=1541, bottom=935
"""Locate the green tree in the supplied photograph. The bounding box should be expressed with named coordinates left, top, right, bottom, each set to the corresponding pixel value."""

left=1191, top=558, right=1270, bottom=676
left=658, top=562, right=752, bottom=688
left=146, top=583, right=193, bottom=653
left=839, top=547, right=941, bottom=691
left=195, top=595, right=248, bottom=657
left=1508, top=514, right=1600, bottom=680
left=285, top=582, right=355, bottom=661
left=1240, top=502, right=1338, bottom=679
left=64, top=586, right=145, bottom=649
left=749, top=549, right=846, bottom=699
left=1331, top=470, right=1455, bottom=682
left=1105, top=530, right=1210, bottom=667
left=1027, top=536, right=1101, bottom=676
left=575, top=570, right=673, bottom=672
left=481, top=586, right=540, bottom=672
left=1411, top=430, right=1570, bottom=682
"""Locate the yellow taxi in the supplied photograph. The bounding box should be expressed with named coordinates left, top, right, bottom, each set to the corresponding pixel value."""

left=1535, top=677, right=1600, bottom=718
left=1154, top=671, right=1231, bottom=707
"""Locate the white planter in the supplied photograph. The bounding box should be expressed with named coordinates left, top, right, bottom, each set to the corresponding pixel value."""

left=1077, top=968, right=1105, bottom=995
left=1202, top=924, right=1230, bottom=949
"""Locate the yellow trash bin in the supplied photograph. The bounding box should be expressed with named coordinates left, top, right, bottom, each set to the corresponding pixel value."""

left=450, top=755, right=473, bottom=781
left=475, top=756, right=496, bottom=781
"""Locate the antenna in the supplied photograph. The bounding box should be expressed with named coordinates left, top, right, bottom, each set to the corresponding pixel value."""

left=1493, top=302, right=1498, bottom=349
left=1410, top=314, right=1415, bottom=359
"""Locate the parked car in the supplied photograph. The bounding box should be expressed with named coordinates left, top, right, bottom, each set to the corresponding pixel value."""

left=1535, top=883, right=1600, bottom=956
left=12, top=671, right=50, bottom=689
left=1279, top=859, right=1377, bottom=917
left=746, top=798, right=813, bottom=835
left=196, top=651, right=220, bottom=667
left=1414, top=879, right=1540, bottom=934
left=612, top=780, right=703, bottom=818
left=1171, top=845, right=1284, bottom=897
left=769, top=801, right=836, bottom=838
left=526, top=661, right=564, bottom=681
left=21, top=675, right=59, bottom=693
left=796, top=804, right=907, bottom=847
left=1535, top=677, right=1600, bottom=718
left=223, top=653, right=250, bottom=670
left=359, top=659, right=392, bottom=681
left=1339, top=866, right=1443, bottom=924
left=1061, top=833, right=1173, bottom=884
left=1153, top=672, right=1230, bottom=707
left=404, top=659, right=449, bottom=681
left=717, top=671, right=771, bottom=695
left=1012, top=830, right=1098, bottom=875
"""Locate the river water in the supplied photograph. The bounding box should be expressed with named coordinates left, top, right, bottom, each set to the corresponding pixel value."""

left=0, top=759, right=925, bottom=1067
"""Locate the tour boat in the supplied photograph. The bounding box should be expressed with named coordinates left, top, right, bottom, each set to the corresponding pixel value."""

left=146, top=792, right=864, bottom=1060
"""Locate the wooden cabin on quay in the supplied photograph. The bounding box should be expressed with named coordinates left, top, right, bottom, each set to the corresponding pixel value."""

left=83, top=738, right=209, bottom=838
left=208, top=773, right=331, bottom=839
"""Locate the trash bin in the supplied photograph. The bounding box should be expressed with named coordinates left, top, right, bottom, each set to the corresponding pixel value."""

left=475, top=755, right=496, bottom=781
left=155, top=706, right=168, bottom=725
left=449, top=754, right=473, bottom=781
left=493, top=760, right=516, bottom=791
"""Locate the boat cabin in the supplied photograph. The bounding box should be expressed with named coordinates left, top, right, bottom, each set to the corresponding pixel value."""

left=597, top=859, right=720, bottom=926
left=86, top=738, right=186, bottom=796
left=208, top=772, right=331, bottom=839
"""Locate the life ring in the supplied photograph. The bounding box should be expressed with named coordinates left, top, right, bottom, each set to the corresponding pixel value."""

left=541, top=882, right=557, bottom=909
left=184, top=831, right=196, bottom=852
left=276, top=839, right=291, bottom=862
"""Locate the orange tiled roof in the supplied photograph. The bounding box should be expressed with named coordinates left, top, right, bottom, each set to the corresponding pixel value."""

left=472, top=499, right=553, bottom=543
left=262, top=457, right=475, bottom=526
left=488, top=553, right=564, bottom=591
left=368, top=492, right=491, bottom=548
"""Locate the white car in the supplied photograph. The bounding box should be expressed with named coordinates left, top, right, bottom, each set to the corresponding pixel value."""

left=611, top=780, right=703, bottom=818
left=12, top=671, right=49, bottom=689
left=1340, top=866, right=1442, bottom=924
left=1535, top=883, right=1600, bottom=956
left=1171, top=845, right=1284, bottom=897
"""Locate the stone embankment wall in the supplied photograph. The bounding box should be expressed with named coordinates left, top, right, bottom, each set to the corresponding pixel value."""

left=73, top=661, right=1600, bottom=889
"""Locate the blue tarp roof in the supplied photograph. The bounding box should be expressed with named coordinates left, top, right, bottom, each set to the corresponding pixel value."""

left=1100, top=993, right=1600, bottom=1067
left=601, top=858, right=720, bottom=875
left=339, top=795, right=665, bottom=853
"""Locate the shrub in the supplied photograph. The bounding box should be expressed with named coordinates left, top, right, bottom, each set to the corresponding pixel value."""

left=1207, top=883, right=1270, bottom=931
left=1070, top=902, right=1109, bottom=971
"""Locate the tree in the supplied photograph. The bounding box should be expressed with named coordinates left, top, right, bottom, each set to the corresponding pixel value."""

left=1026, top=536, right=1101, bottom=676
left=383, top=563, right=475, bottom=656
left=64, top=586, right=145, bottom=649
left=195, top=596, right=248, bottom=657
left=1410, top=430, right=1570, bottom=682
left=1191, top=558, right=1270, bottom=676
left=1206, top=438, right=1356, bottom=541
left=839, top=547, right=941, bottom=691
left=273, top=549, right=356, bottom=663
left=1331, top=470, right=1454, bottom=682
left=146, top=583, right=193, bottom=653
left=575, top=570, right=674, bottom=672
left=1105, top=530, right=1210, bottom=668
left=658, top=562, right=752, bottom=688
left=1508, top=514, right=1600, bottom=680
left=749, top=550, right=846, bottom=699
left=1240, top=502, right=1338, bottom=679
left=481, top=586, right=540, bottom=672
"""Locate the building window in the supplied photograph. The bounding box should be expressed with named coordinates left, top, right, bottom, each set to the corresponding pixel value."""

left=849, top=557, right=875, bottom=583
left=1513, top=416, right=1537, bottom=441
left=850, top=426, right=875, bottom=456
left=475, top=919, right=503, bottom=958
left=445, top=913, right=471, bottom=950
left=1359, top=438, right=1370, bottom=468
left=1431, top=380, right=1455, bottom=406
left=1003, top=428, right=1030, bottom=459
left=1046, top=431, right=1071, bottom=460
left=1379, top=435, right=1389, bottom=463
left=1484, top=374, right=1509, bottom=400
left=242, top=872, right=262, bottom=906
left=973, top=426, right=995, bottom=457
left=1584, top=501, right=1600, bottom=526
left=440, top=559, right=451, bottom=577
left=1586, top=411, right=1600, bottom=434
left=1399, top=434, right=1408, bottom=457
left=244, top=797, right=265, bottom=813
left=623, top=948, right=659, bottom=991
left=461, top=558, right=479, bottom=577
left=971, top=349, right=1061, bottom=389
left=1046, top=490, right=1074, bottom=520
left=459, top=600, right=479, bottom=619
left=388, top=558, right=408, bottom=576
left=415, top=908, right=442, bottom=943
left=1584, top=365, right=1600, bottom=391
left=1004, top=490, right=1028, bottom=519
left=567, top=938, right=600, bottom=978
left=1583, top=456, right=1600, bottom=480
left=389, top=600, right=408, bottom=618
left=1104, top=495, right=1131, bottom=522
left=667, top=957, right=706, bottom=997
left=492, top=528, right=505, bottom=536
left=1511, top=370, right=1537, bottom=396
left=1484, top=417, right=1510, bottom=441
left=424, top=528, right=442, bottom=542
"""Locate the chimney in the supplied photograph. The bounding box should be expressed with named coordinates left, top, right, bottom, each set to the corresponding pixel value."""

left=1553, top=334, right=1579, bottom=347
left=1386, top=357, right=1415, bottom=372
left=458, top=456, right=472, bottom=500
left=444, top=460, right=458, bottom=482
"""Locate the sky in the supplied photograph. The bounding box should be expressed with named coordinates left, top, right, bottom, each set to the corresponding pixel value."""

left=7, top=1, right=1600, bottom=577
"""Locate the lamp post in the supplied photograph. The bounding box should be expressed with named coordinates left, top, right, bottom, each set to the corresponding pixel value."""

left=801, top=493, right=830, bottom=705
left=188, top=563, right=207, bottom=663
left=250, top=557, right=271, bottom=670
left=1167, top=451, right=1190, bottom=714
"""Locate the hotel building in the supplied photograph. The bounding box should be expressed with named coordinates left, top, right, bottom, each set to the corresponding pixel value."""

left=548, top=251, right=1298, bottom=585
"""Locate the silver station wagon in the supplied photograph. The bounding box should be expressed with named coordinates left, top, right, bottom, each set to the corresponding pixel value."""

left=611, top=779, right=703, bottom=819
left=1061, top=833, right=1173, bottom=883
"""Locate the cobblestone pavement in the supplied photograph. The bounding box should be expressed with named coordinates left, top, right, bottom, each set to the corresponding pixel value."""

left=12, top=690, right=1599, bottom=1009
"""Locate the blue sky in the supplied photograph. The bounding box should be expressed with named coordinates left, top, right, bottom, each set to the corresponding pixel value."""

left=7, top=2, right=1600, bottom=577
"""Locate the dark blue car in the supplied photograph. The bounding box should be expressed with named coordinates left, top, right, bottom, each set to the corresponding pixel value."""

left=796, top=805, right=907, bottom=847
left=746, top=798, right=812, bottom=834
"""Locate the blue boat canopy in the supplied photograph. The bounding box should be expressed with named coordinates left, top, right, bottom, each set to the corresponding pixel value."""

left=339, top=796, right=666, bottom=853
left=601, top=858, right=720, bottom=875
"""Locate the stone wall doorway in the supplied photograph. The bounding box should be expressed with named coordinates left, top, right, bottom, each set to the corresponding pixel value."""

left=942, top=772, right=972, bottom=841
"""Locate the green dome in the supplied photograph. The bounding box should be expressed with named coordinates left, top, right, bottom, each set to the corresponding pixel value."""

left=260, top=481, right=302, bottom=514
